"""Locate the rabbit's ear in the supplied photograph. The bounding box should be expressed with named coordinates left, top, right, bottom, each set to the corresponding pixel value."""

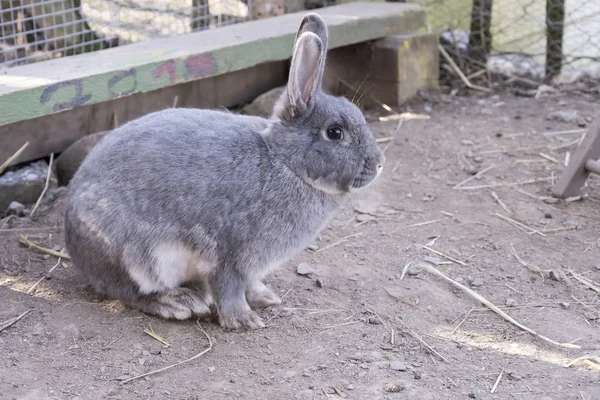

left=295, top=13, right=328, bottom=55
left=286, top=32, right=324, bottom=117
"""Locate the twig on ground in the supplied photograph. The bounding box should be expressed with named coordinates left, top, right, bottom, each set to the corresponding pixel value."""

left=495, top=213, right=546, bottom=237
left=490, top=191, right=513, bottom=215
left=396, top=318, right=449, bottom=362
left=564, top=355, right=600, bottom=371
left=319, top=320, right=362, bottom=331
left=0, top=309, right=33, bottom=333
left=438, top=45, right=491, bottom=92
left=539, top=152, right=558, bottom=164
left=420, top=261, right=581, bottom=349
left=453, top=165, right=495, bottom=189
left=408, top=219, right=441, bottom=228
left=400, top=262, right=412, bottom=280
left=451, top=307, right=474, bottom=335
left=423, top=245, right=468, bottom=267
left=490, top=369, right=504, bottom=393
left=510, top=245, right=550, bottom=277
left=0, top=142, right=29, bottom=175
left=143, top=328, right=169, bottom=345
left=30, top=153, right=54, bottom=218
left=316, top=233, right=363, bottom=253
left=120, top=321, right=213, bottom=384
left=27, top=257, right=62, bottom=294
left=569, top=271, right=600, bottom=293
left=19, top=235, right=70, bottom=259
left=457, top=177, right=553, bottom=190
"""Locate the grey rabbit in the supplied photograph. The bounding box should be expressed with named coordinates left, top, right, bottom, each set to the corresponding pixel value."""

left=64, top=13, right=385, bottom=330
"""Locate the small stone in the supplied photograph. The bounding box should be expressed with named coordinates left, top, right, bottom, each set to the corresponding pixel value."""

left=142, top=350, right=151, bottom=357
left=576, top=117, right=588, bottom=127
left=406, top=193, right=413, bottom=198
left=358, top=371, right=367, bottom=378
left=296, top=263, right=313, bottom=276
left=376, top=361, right=390, bottom=369
left=549, top=270, right=562, bottom=282
left=544, top=212, right=553, bottom=219
left=543, top=197, right=559, bottom=204
left=546, top=110, right=578, bottom=123
left=383, top=383, right=405, bottom=393
left=6, top=201, right=25, bottom=216
left=390, top=361, right=407, bottom=371
left=468, top=393, right=476, bottom=399
left=346, top=384, right=355, bottom=390
left=470, top=278, right=484, bottom=287
left=461, top=139, right=474, bottom=145
left=138, top=358, right=146, bottom=366
left=208, top=366, right=216, bottom=373
left=356, top=214, right=376, bottom=223
left=52, top=245, right=62, bottom=252
left=505, top=298, right=517, bottom=307
left=307, top=244, right=319, bottom=251
left=560, top=302, right=570, bottom=309
left=316, top=278, right=324, bottom=288
left=42, top=254, right=50, bottom=260
left=413, top=371, right=422, bottom=380
left=473, top=156, right=483, bottom=163
left=368, top=316, right=382, bottom=325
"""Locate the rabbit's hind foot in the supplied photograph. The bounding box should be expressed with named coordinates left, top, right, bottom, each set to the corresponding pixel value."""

left=124, top=287, right=212, bottom=320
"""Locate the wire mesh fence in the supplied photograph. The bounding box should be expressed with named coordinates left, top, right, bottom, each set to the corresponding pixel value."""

left=1, top=0, right=599, bottom=86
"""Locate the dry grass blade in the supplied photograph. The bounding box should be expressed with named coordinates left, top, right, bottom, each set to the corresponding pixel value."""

left=564, top=355, right=600, bottom=372
left=451, top=307, right=474, bottom=335
left=420, top=261, right=581, bottom=349
left=143, top=328, right=169, bottom=345
left=408, top=219, right=441, bottom=228
left=490, top=191, right=512, bottom=215
left=456, top=177, right=553, bottom=190
left=453, top=165, right=495, bottom=189
left=0, top=309, right=33, bottom=333
left=120, top=321, right=212, bottom=384
left=438, top=45, right=491, bottom=92
left=19, top=235, right=70, bottom=259
left=379, top=112, right=430, bottom=122
left=494, top=213, right=546, bottom=237
left=423, top=245, right=468, bottom=267
left=0, top=142, right=29, bottom=175
left=27, top=257, right=62, bottom=294
left=569, top=271, right=600, bottom=293
left=490, top=369, right=504, bottom=393
left=396, top=319, right=448, bottom=362
left=30, top=153, right=54, bottom=218
left=510, top=245, right=549, bottom=277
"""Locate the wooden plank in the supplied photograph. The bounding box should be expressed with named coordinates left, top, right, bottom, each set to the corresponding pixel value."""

left=551, top=114, right=600, bottom=198
left=0, top=2, right=425, bottom=127
left=0, top=61, right=288, bottom=166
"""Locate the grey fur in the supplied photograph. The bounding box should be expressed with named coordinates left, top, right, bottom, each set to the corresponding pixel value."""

left=64, top=13, right=385, bottom=330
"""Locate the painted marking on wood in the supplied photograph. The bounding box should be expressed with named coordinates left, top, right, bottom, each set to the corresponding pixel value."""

left=40, top=80, right=92, bottom=111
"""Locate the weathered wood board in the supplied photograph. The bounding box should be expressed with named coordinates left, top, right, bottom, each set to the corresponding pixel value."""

left=0, top=2, right=425, bottom=127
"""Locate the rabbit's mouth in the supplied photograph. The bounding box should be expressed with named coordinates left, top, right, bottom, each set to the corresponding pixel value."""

left=352, top=163, right=383, bottom=190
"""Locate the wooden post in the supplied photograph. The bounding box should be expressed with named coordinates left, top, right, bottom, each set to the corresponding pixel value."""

left=552, top=115, right=600, bottom=198
left=467, top=0, right=493, bottom=65
left=545, top=0, right=565, bottom=79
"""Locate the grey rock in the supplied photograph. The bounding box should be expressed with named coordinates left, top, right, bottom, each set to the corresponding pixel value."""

left=54, top=130, right=111, bottom=186
left=242, top=86, right=284, bottom=118
left=6, top=201, right=25, bottom=216
left=505, top=298, right=517, bottom=307
left=390, top=361, right=407, bottom=371
left=296, top=263, right=313, bottom=276
left=577, top=117, right=588, bottom=127
left=307, top=244, right=319, bottom=251
left=376, top=361, right=390, bottom=369
left=356, top=214, right=376, bottom=223
left=470, top=278, right=484, bottom=287
left=546, top=110, right=578, bottom=123
left=0, top=160, right=54, bottom=211
left=208, top=366, right=216, bottom=372
left=383, top=382, right=405, bottom=393
left=346, top=384, right=355, bottom=390
left=316, top=278, right=324, bottom=288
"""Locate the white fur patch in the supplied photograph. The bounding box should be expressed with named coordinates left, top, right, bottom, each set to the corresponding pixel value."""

left=151, top=242, right=212, bottom=288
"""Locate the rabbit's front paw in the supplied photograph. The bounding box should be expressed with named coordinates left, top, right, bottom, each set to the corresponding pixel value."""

left=219, top=308, right=265, bottom=330
left=247, top=281, right=282, bottom=308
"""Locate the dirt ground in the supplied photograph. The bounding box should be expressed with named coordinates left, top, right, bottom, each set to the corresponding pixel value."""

left=1, top=92, right=599, bottom=400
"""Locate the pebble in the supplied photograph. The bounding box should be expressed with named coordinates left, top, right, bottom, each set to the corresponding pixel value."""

left=346, top=384, right=355, bottom=390
left=461, top=139, right=474, bottom=145
left=376, top=361, right=390, bottom=369
left=470, top=278, right=484, bottom=287
left=316, top=278, right=324, bottom=288
left=390, top=361, right=407, bottom=371
left=577, top=116, right=588, bottom=127
left=208, top=366, right=216, bottom=373
left=358, top=371, right=367, bottom=378
left=546, top=110, right=578, bottom=123
left=413, top=371, right=422, bottom=380
left=383, top=383, right=405, bottom=393
left=368, top=317, right=382, bottom=325
left=356, top=214, right=376, bottom=223
left=560, top=302, right=570, bottom=309
left=543, top=197, right=559, bottom=204
left=296, top=263, right=313, bottom=276
left=307, top=244, right=319, bottom=251
left=6, top=201, right=25, bottom=216
left=544, top=212, right=553, bottom=219
left=505, top=298, right=517, bottom=307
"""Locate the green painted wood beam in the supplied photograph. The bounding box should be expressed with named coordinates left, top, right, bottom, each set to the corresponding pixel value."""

left=0, top=2, right=426, bottom=127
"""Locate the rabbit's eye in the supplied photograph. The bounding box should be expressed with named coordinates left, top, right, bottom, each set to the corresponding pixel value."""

left=326, top=126, right=344, bottom=141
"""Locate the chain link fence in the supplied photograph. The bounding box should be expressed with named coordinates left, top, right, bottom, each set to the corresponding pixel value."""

left=1, top=0, right=599, bottom=86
